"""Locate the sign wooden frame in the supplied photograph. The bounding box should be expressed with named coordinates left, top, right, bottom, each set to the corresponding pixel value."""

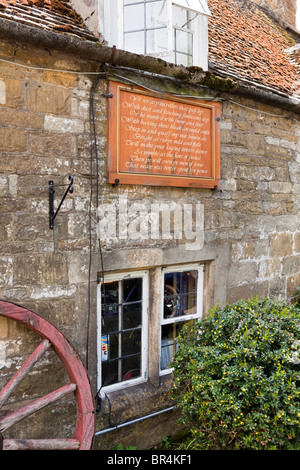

left=107, top=81, right=220, bottom=189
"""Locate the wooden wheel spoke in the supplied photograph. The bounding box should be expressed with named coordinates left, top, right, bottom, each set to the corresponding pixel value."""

left=0, top=382, right=77, bottom=432
left=0, top=339, right=51, bottom=409
left=0, top=300, right=95, bottom=450
left=3, top=438, right=80, bottom=450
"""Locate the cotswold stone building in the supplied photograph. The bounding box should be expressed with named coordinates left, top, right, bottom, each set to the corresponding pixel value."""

left=0, top=0, right=300, bottom=450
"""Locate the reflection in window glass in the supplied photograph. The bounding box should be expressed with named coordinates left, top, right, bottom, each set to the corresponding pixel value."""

left=160, top=321, right=184, bottom=370
left=163, top=270, right=197, bottom=319
left=161, top=267, right=202, bottom=372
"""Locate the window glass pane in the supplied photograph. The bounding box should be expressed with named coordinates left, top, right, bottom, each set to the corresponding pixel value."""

left=102, top=281, right=119, bottom=334
left=160, top=321, right=184, bottom=370
left=122, top=329, right=141, bottom=357
left=174, top=52, right=192, bottom=66
left=124, top=4, right=144, bottom=32
left=175, top=29, right=192, bottom=53
left=146, top=0, right=167, bottom=29
left=102, top=311, right=118, bottom=335
left=163, top=270, right=197, bottom=319
left=107, top=332, right=119, bottom=360
left=101, top=359, right=118, bottom=387
left=146, top=27, right=168, bottom=54
left=124, top=31, right=145, bottom=54
left=123, top=278, right=142, bottom=303
left=122, top=355, right=141, bottom=381
left=123, top=303, right=142, bottom=329
left=102, top=281, right=118, bottom=307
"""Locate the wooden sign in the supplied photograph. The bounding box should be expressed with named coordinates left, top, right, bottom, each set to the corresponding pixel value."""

left=107, top=81, right=220, bottom=189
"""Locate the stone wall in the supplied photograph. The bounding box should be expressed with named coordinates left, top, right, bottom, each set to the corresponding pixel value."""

left=252, top=0, right=298, bottom=27
left=0, top=34, right=300, bottom=449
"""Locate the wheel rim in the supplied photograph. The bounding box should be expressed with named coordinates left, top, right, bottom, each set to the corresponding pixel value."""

left=0, top=300, right=95, bottom=450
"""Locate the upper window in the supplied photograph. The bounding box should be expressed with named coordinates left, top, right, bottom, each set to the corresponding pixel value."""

left=105, top=0, right=211, bottom=69
left=160, top=264, right=203, bottom=373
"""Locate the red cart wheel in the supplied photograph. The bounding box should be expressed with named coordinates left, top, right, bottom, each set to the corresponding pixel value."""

left=0, top=300, right=95, bottom=450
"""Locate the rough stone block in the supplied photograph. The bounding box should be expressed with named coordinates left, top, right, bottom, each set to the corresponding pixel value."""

left=42, top=71, right=78, bottom=88
left=269, top=182, right=292, bottom=194
left=269, top=232, right=293, bottom=257
left=4, top=78, right=23, bottom=108
left=13, top=253, right=68, bottom=285
left=0, top=108, right=43, bottom=129
left=29, top=132, right=77, bottom=157
left=44, top=115, right=84, bottom=134
left=258, top=258, right=281, bottom=279
left=26, top=83, right=71, bottom=115
left=228, top=261, right=258, bottom=286
left=0, top=128, right=27, bottom=151
left=286, top=272, right=300, bottom=299
left=228, top=281, right=269, bottom=304
left=294, top=232, right=300, bottom=253
left=282, top=255, right=300, bottom=276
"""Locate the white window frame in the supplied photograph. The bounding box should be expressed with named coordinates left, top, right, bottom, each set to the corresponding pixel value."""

left=103, top=0, right=211, bottom=69
left=97, top=270, right=149, bottom=396
left=160, top=263, right=204, bottom=375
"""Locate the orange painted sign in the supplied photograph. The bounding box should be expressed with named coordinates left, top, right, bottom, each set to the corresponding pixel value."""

left=107, top=81, right=220, bottom=188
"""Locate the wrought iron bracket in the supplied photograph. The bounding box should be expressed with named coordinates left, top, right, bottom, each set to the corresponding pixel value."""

left=49, top=176, right=74, bottom=230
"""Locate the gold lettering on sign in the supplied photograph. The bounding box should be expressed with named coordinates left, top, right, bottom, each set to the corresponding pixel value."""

left=108, top=82, right=220, bottom=188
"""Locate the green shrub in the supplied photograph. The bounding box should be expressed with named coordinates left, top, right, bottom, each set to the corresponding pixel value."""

left=171, top=298, right=300, bottom=450
left=293, top=287, right=300, bottom=308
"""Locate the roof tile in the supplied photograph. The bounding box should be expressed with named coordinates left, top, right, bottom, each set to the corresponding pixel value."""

left=0, top=0, right=99, bottom=42
left=208, top=0, right=300, bottom=96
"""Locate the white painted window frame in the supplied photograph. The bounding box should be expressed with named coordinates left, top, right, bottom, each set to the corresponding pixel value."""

left=160, top=263, right=204, bottom=375
left=97, top=270, right=149, bottom=396
left=102, top=0, right=210, bottom=69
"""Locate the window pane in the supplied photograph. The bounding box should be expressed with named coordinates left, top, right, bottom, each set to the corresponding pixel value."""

left=102, top=310, right=118, bottom=335
left=175, top=29, right=192, bottom=54
left=122, top=355, right=141, bottom=381
left=163, top=270, right=197, bottom=319
left=101, top=359, right=118, bottom=386
left=146, top=27, right=168, bottom=54
left=146, top=1, right=167, bottom=29
left=123, top=278, right=142, bottom=303
left=124, top=31, right=145, bottom=54
left=102, top=281, right=118, bottom=307
left=102, top=281, right=119, bottom=333
left=160, top=322, right=184, bottom=370
left=122, top=329, right=141, bottom=356
left=123, top=303, right=142, bottom=329
left=107, top=332, right=119, bottom=360
left=124, top=4, right=144, bottom=32
left=174, top=51, right=192, bottom=66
